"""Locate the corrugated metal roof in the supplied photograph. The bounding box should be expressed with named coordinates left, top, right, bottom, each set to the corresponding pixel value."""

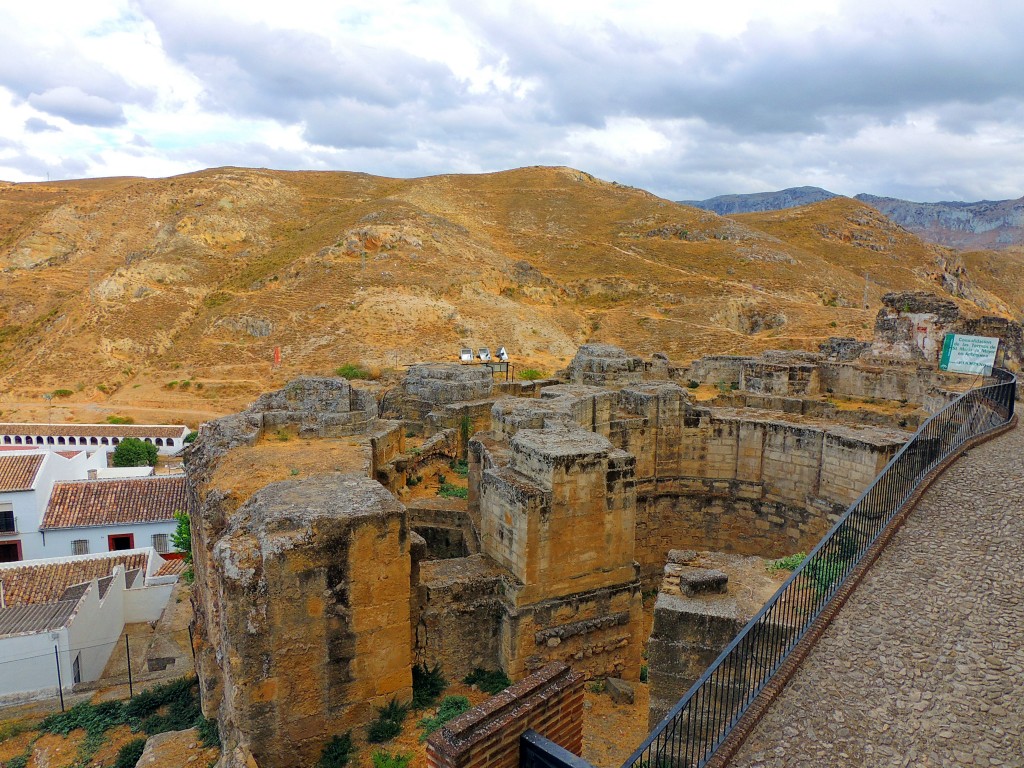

left=0, top=600, right=78, bottom=637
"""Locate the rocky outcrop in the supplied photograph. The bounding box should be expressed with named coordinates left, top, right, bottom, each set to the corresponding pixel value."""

left=855, top=194, right=1024, bottom=251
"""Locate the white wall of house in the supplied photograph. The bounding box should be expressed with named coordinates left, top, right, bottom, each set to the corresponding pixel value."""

left=0, top=553, right=178, bottom=701
left=0, top=628, right=69, bottom=701
left=65, top=570, right=127, bottom=685
left=41, top=520, right=179, bottom=559
left=1, top=450, right=111, bottom=561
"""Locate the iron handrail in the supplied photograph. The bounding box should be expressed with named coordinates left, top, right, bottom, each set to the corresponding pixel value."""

left=621, top=368, right=1016, bottom=768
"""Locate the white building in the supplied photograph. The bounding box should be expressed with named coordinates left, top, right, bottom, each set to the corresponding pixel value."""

left=40, top=475, right=189, bottom=560
left=0, top=423, right=191, bottom=456
left=0, top=548, right=180, bottom=701
left=0, top=449, right=107, bottom=562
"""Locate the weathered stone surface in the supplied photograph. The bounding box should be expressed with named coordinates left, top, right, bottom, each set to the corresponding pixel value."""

left=605, top=677, right=635, bottom=705
left=870, top=291, right=961, bottom=364
left=191, top=473, right=412, bottom=768
left=567, top=343, right=644, bottom=387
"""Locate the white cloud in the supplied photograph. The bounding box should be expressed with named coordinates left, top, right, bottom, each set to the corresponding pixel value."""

left=0, top=0, right=1021, bottom=202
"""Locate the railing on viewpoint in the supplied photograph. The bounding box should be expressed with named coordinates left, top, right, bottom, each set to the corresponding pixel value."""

left=521, top=730, right=596, bottom=768
left=620, top=368, right=1016, bottom=768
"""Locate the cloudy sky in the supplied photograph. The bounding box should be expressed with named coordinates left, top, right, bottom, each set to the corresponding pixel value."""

left=1, top=0, right=1023, bottom=202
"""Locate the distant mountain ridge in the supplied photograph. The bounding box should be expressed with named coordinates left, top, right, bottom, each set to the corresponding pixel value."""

left=683, top=188, right=1024, bottom=250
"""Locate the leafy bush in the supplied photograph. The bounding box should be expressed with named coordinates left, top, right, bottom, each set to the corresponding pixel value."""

left=418, top=696, right=471, bottom=740
left=112, top=437, right=158, bottom=467
left=184, top=430, right=199, bottom=443
left=336, top=363, right=372, bottom=380
left=52, top=389, right=74, bottom=398
left=318, top=732, right=355, bottom=768
left=40, top=700, right=124, bottom=738
left=686, top=380, right=700, bottom=389
left=106, top=415, right=135, bottom=425
left=367, top=698, right=409, bottom=743
left=463, top=668, right=511, bottom=694
left=766, top=553, right=807, bottom=574
left=411, top=663, right=446, bottom=709
left=449, top=459, right=469, bottom=477
left=373, top=751, right=413, bottom=768
left=124, top=676, right=202, bottom=735
left=114, top=738, right=147, bottom=768
left=518, top=368, right=545, bottom=381
left=437, top=483, right=468, bottom=499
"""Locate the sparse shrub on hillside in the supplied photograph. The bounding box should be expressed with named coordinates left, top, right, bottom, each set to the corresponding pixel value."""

left=165, top=381, right=178, bottom=389
left=106, top=415, right=135, bottom=424
left=463, top=668, right=511, bottom=694
left=336, top=363, right=372, bottom=380
left=113, top=437, right=158, bottom=467
left=418, top=696, right=471, bottom=740
left=411, top=663, right=446, bottom=709
left=687, top=380, right=700, bottom=389
left=179, top=379, right=191, bottom=390
left=51, top=389, right=73, bottom=398
left=318, top=732, right=355, bottom=768
left=518, top=368, right=545, bottom=381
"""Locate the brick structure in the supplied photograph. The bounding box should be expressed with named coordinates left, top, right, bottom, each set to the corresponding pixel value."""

left=426, top=662, right=584, bottom=768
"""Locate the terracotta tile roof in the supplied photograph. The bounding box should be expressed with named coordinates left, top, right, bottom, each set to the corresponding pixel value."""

left=0, top=552, right=148, bottom=607
left=0, top=423, right=188, bottom=439
left=154, top=558, right=188, bottom=577
left=56, top=451, right=81, bottom=459
left=42, top=476, right=190, bottom=529
left=0, top=453, right=45, bottom=492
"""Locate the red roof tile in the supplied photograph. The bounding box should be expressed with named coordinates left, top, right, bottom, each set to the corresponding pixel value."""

left=42, top=476, right=191, bottom=529
left=0, top=552, right=149, bottom=607
left=0, top=453, right=45, bottom=492
left=154, top=558, right=188, bottom=577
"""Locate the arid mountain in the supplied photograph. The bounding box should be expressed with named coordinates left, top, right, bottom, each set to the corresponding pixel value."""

left=684, top=186, right=1024, bottom=251
left=853, top=194, right=1024, bottom=251
left=681, top=187, right=840, bottom=215
left=0, top=166, right=1019, bottom=425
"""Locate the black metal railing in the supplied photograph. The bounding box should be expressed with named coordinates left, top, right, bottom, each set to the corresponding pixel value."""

left=620, top=368, right=1017, bottom=768
left=521, top=730, right=596, bottom=768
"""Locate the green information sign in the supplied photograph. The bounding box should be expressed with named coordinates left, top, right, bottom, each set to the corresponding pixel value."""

left=939, top=334, right=1000, bottom=374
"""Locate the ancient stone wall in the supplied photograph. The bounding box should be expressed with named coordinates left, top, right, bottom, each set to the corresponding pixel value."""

left=567, top=343, right=644, bottom=387
left=253, top=376, right=376, bottom=437
left=426, top=662, right=585, bottom=768
left=198, top=475, right=412, bottom=768
left=414, top=554, right=505, bottom=680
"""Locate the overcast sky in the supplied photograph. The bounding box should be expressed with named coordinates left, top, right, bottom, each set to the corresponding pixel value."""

left=1, top=0, right=1023, bottom=202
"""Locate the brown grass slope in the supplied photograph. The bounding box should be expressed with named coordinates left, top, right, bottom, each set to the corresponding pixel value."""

left=0, top=166, right=1018, bottom=421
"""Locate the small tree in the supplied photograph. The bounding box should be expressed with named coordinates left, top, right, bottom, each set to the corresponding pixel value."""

left=112, top=437, right=158, bottom=467
left=172, top=510, right=194, bottom=583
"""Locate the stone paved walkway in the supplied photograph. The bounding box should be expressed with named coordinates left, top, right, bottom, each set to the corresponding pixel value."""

left=730, top=423, right=1024, bottom=768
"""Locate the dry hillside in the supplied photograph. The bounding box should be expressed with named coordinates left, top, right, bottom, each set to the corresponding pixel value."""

left=0, top=166, right=1019, bottom=425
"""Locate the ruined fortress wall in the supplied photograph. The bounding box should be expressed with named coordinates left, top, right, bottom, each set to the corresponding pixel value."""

left=415, top=555, right=505, bottom=680
left=818, top=363, right=967, bottom=405
left=200, top=476, right=412, bottom=768
left=502, top=583, right=643, bottom=681
left=625, top=411, right=903, bottom=582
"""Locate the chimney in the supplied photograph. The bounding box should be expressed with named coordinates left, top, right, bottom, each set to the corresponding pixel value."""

left=87, top=469, right=98, bottom=480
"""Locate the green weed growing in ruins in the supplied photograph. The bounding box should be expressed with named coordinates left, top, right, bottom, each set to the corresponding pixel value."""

left=372, top=751, right=412, bottom=768
left=317, top=732, right=355, bottom=768
left=462, top=668, right=511, bottom=694
left=437, top=483, right=468, bottom=500
left=411, top=663, right=446, bottom=709
left=367, top=698, right=409, bottom=743
left=766, top=553, right=807, bottom=574
left=418, top=696, right=471, bottom=740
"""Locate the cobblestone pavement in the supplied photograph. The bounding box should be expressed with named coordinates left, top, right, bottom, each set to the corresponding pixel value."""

left=730, top=424, right=1024, bottom=768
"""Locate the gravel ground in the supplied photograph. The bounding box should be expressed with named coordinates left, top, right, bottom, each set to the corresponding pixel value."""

left=730, top=423, right=1024, bottom=768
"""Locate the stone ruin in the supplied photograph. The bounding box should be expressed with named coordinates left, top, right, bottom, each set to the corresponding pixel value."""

left=184, top=295, right=1019, bottom=767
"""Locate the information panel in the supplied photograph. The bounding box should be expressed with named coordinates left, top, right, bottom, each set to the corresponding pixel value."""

left=938, top=334, right=1000, bottom=375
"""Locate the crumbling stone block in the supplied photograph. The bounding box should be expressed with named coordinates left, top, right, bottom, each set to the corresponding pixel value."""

left=567, top=343, right=644, bottom=387
left=605, top=677, right=635, bottom=705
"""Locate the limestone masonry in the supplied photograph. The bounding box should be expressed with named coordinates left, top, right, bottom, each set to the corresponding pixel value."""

left=184, top=306, right=1019, bottom=767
